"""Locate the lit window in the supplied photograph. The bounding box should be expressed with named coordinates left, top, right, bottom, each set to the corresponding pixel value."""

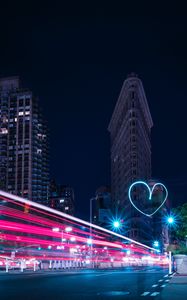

left=2, top=117, right=8, bottom=123
left=25, top=111, right=30, bottom=115
left=18, top=111, right=24, bottom=116
left=37, top=149, right=42, bottom=154
left=60, top=199, right=64, bottom=203
left=65, top=206, right=69, bottom=210
left=0, top=128, right=8, bottom=134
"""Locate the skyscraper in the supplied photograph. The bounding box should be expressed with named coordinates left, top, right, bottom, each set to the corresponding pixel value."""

left=0, top=76, right=49, bottom=204
left=108, top=73, right=153, bottom=243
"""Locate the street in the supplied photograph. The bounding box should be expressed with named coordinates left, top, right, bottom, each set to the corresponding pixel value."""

left=0, top=266, right=170, bottom=299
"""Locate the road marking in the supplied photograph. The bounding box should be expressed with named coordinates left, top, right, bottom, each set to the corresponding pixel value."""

left=141, top=292, right=150, bottom=296
left=161, top=285, right=166, bottom=287
left=150, top=292, right=160, bottom=296
left=158, top=279, right=163, bottom=282
left=152, top=284, right=158, bottom=287
left=164, top=275, right=168, bottom=277
left=165, top=279, right=169, bottom=282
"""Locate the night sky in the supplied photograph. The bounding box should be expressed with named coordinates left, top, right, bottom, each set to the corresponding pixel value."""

left=0, top=4, right=187, bottom=219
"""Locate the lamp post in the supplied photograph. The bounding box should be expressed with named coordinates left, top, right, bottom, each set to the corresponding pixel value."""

left=89, top=197, right=98, bottom=267
left=167, top=216, right=175, bottom=244
left=90, top=197, right=97, bottom=230
left=166, top=215, right=175, bottom=274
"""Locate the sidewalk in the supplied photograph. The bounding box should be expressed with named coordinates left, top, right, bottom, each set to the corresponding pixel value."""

left=161, top=273, right=187, bottom=300
left=0, top=268, right=106, bottom=276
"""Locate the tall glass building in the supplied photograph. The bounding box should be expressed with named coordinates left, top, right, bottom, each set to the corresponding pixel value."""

left=0, top=76, right=49, bottom=204
left=108, top=73, right=153, bottom=244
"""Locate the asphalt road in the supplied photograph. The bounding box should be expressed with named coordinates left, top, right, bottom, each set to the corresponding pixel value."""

left=0, top=266, right=170, bottom=300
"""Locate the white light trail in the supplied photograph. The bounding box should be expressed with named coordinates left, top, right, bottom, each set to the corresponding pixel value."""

left=0, top=190, right=157, bottom=251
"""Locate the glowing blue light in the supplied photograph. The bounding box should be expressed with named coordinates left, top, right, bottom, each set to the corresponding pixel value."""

left=153, top=241, right=159, bottom=248
left=87, top=238, right=92, bottom=245
left=126, top=250, right=131, bottom=255
left=128, top=181, right=168, bottom=217
left=167, top=217, right=174, bottom=224
left=113, top=221, right=120, bottom=228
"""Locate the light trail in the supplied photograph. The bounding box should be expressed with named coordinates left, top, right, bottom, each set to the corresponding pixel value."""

left=0, top=190, right=168, bottom=270
left=0, top=190, right=158, bottom=251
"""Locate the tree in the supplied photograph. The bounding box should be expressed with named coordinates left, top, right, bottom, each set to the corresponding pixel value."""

left=174, top=203, right=187, bottom=241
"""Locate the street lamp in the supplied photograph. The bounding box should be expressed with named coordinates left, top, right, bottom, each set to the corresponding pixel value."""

left=89, top=196, right=98, bottom=267
left=87, top=238, right=92, bottom=245
left=111, top=219, right=122, bottom=231
left=166, top=215, right=176, bottom=244
left=90, top=197, right=98, bottom=230
left=65, top=226, right=72, bottom=232
left=153, top=241, right=159, bottom=248
left=52, top=227, right=60, bottom=232
left=126, top=250, right=131, bottom=255
left=113, top=221, right=120, bottom=229
left=167, top=217, right=174, bottom=225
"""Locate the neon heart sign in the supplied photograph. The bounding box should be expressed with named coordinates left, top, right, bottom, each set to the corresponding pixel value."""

left=128, top=181, right=168, bottom=217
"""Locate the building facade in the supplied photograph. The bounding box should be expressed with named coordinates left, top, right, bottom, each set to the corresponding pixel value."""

left=108, top=73, right=153, bottom=244
left=0, top=76, right=49, bottom=204
left=49, top=180, right=75, bottom=215
left=92, top=186, right=112, bottom=226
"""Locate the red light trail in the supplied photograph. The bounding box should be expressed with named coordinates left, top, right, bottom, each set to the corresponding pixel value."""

left=0, top=190, right=168, bottom=268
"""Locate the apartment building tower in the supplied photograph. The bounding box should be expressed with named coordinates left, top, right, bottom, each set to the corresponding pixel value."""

left=0, top=76, right=49, bottom=204
left=108, top=73, right=153, bottom=244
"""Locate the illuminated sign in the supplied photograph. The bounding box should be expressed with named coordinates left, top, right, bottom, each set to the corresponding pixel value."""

left=128, top=181, right=168, bottom=217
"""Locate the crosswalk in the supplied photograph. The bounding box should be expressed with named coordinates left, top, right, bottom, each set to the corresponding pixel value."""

left=141, top=273, right=173, bottom=297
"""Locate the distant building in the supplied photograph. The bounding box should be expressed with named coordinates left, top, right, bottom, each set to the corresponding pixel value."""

left=92, top=186, right=112, bottom=226
left=108, top=73, right=153, bottom=244
left=0, top=76, right=49, bottom=203
left=49, top=180, right=75, bottom=215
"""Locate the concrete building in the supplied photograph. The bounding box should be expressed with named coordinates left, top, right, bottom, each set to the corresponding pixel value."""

left=0, top=76, right=49, bottom=204
left=108, top=73, right=153, bottom=244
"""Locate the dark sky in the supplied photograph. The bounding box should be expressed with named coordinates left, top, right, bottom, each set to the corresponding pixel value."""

left=0, top=3, right=187, bottom=219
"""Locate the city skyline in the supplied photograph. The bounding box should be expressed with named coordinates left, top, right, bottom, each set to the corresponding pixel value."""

left=0, top=7, right=187, bottom=219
